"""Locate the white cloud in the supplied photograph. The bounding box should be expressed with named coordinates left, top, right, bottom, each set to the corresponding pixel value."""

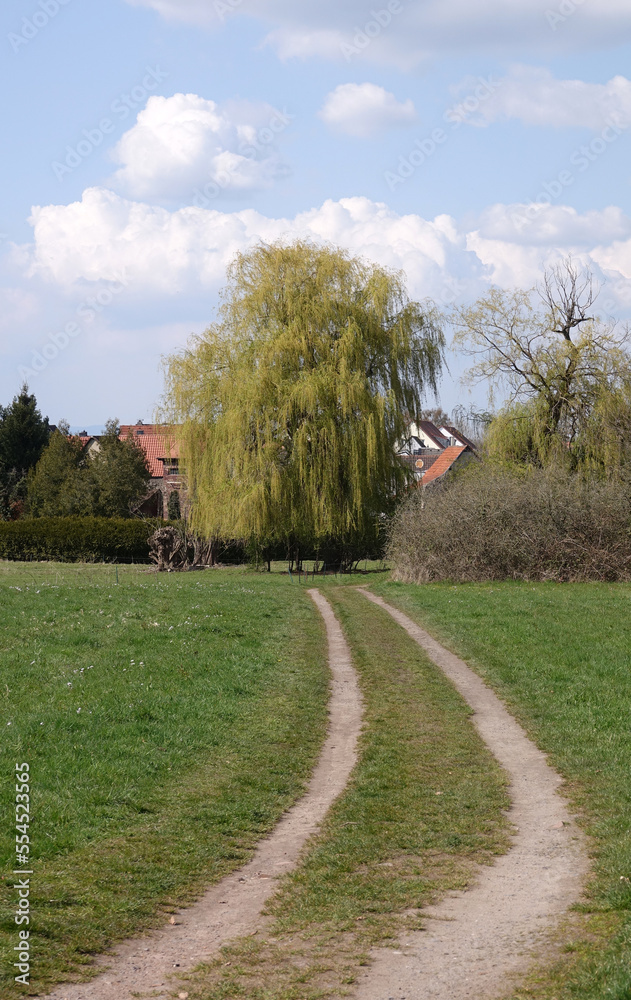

left=467, top=203, right=631, bottom=287
left=124, top=0, right=631, bottom=66
left=463, top=67, right=631, bottom=129
left=474, top=203, right=631, bottom=246
left=265, top=27, right=348, bottom=61
left=22, top=189, right=471, bottom=299
left=10, top=191, right=631, bottom=417
left=19, top=189, right=631, bottom=315
left=110, top=93, right=292, bottom=202
left=319, top=83, right=417, bottom=138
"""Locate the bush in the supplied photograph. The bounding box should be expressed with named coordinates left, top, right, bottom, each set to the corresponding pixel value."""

left=0, top=517, right=159, bottom=563
left=388, top=466, right=631, bottom=583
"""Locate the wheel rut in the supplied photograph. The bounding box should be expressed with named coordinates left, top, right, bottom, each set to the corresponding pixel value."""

left=353, top=589, right=588, bottom=1000
left=45, top=590, right=362, bottom=1000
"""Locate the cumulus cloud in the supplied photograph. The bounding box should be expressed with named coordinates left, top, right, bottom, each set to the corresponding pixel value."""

left=10, top=192, right=631, bottom=417
left=21, top=189, right=473, bottom=299
left=466, top=203, right=631, bottom=287
left=18, top=189, right=631, bottom=314
left=124, top=0, right=631, bottom=66
left=464, top=67, right=631, bottom=129
left=319, top=83, right=417, bottom=138
left=110, top=93, right=292, bottom=202
left=474, top=203, right=631, bottom=246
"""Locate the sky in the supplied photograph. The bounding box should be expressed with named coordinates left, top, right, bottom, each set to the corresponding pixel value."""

left=3, top=0, right=631, bottom=427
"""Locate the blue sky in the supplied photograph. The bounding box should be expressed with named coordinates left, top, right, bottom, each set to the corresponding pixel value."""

left=3, top=0, right=631, bottom=426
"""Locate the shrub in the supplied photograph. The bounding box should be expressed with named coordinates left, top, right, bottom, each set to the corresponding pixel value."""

left=388, top=465, right=631, bottom=583
left=0, top=517, right=159, bottom=563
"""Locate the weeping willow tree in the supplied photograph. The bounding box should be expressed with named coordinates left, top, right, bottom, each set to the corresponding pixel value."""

left=163, top=240, right=444, bottom=566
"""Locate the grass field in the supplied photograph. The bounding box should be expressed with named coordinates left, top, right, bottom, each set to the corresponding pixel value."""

left=0, top=562, right=329, bottom=997
left=177, top=584, right=510, bottom=999
left=374, top=579, right=631, bottom=1000
left=4, top=561, right=630, bottom=1000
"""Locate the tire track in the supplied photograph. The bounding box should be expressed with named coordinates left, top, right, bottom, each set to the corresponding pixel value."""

left=45, top=590, right=362, bottom=1000
left=354, top=588, right=587, bottom=1000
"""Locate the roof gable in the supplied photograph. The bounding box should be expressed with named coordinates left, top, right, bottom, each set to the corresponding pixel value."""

left=422, top=445, right=468, bottom=485
left=416, top=420, right=450, bottom=449
left=440, top=424, right=478, bottom=451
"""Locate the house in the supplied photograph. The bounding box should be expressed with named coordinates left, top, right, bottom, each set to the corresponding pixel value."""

left=399, top=419, right=451, bottom=454
left=118, top=423, right=182, bottom=519
left=438, top=424, right=478, bottom=451
left=78, top=422, right=182, bottom=519
left=396, top=419, right=476, bottom=486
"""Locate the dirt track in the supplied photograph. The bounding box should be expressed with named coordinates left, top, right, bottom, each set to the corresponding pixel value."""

left=45, top=586, right=588, bottom=1000
left=353, top=589, right=588, bottom=1000
left=45, top=590, right=362, bottom=1000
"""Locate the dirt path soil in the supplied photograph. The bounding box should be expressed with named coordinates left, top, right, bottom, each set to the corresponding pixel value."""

left=354, top=589, right=588, bottom=1000
left=46, top=590, right=362, bottom=1000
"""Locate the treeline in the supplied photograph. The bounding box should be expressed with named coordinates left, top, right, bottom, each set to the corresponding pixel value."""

left=28, top=421, right=150, bottom=518
left=0, top=388, right=150, bottom=521
left=7, top=249, right=631, bottom=578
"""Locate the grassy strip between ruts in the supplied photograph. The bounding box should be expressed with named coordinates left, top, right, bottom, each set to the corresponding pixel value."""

left=372, top=579, right=631, bottom=1000
left=0, top=564, right=329, bottom=998
left=176, top=584, right=510, bottom=1000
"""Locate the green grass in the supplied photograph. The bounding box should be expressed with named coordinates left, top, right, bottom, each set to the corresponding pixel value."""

left=9, top=563, right=620, bottom=999
left=178, top=584, right=510, bottom=1000
left=373, top=579, right=631, bottom=1000
left=0, top=562, right=329, bottom=997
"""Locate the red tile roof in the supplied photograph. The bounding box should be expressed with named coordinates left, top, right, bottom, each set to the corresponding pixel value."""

left=421, top=445, right=467, bottom=485
left=119, top=429, right=180, bottom=479
left=118, top=424, right=163, bottom=436
left=73, top=427, right=179, bottom=479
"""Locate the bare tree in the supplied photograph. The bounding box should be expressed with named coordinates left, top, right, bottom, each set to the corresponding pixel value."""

left=452, top=258, right=631, bottom=453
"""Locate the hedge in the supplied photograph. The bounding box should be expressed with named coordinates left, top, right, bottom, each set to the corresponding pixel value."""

left=388, top=465, right=631, bottom=583
left=0, top=517, right=159, bottom=563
